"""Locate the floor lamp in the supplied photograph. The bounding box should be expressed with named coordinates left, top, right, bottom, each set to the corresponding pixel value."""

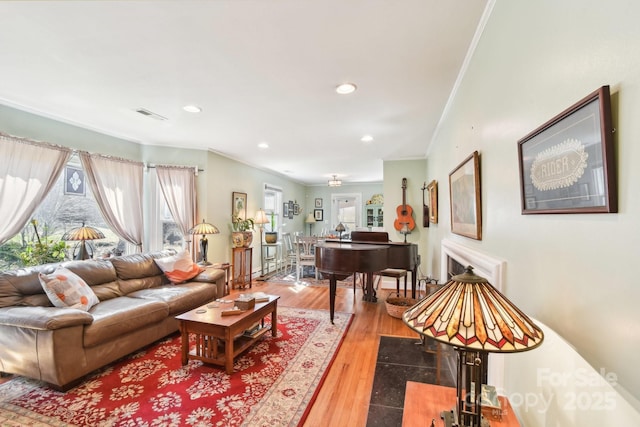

left=62, top=222, right=105, bottom=260
left=188, top=220, right=220, bottom=266
left=305, top=212, right=316, bottom=236
left=403, top=266, right=544, bottom=427
left=254, top=209, right=269, bottom=277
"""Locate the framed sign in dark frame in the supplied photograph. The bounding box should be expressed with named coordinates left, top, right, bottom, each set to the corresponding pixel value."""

left=517, top=86, right=617, bottom=214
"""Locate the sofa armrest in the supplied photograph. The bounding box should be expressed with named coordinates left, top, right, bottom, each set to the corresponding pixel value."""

left=192, top=267, right=226, bottom=297
left=0, top=306, right=93, bottom=330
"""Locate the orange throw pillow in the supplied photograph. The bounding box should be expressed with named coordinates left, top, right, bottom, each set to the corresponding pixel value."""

left=154, top=251, right=203, bottom=284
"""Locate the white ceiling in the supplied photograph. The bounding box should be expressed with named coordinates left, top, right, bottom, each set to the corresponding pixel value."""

left=0, top=0, right=488, bottom=185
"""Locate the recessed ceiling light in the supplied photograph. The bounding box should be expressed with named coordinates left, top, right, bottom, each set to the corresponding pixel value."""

left=336, top=83, right=357, bottom=95
left=361, top=135, right=374, bottom=143
left=258, top=142, right=269, bottom=149
left=183, top=105, right=202, bottom=113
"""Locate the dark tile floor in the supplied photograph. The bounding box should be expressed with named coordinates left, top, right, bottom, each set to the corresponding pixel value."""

left=366, top=336, right=455, bottom=427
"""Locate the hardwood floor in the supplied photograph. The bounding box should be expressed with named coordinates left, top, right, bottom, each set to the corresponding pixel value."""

left=0, top=279, right=423, bottom=425
left=232, top=279, right=423, bottom=427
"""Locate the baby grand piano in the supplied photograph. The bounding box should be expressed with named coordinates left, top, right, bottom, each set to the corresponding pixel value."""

left=315, top=231, right=419, bottom=322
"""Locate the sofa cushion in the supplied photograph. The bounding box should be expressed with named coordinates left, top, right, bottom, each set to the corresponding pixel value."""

left=38, top=268, right=100, bottom=311
left=110, top=252, right=168, bottom=280
left=0, top=264, right=59, bottom=308
left=128, top=281, right=217, bottom=315
left=154, top=251, right=203, bottom=284
left=83, top=297, right=169, bottom=347
left=64, top=259, right=122, bottom=301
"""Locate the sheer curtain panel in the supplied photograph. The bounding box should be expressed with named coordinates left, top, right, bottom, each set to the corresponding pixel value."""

left=0, top=133, right=72, bottom=244
left=80, top=152, right=144, bottom=251
left=156, top=165, right=197, bottom=254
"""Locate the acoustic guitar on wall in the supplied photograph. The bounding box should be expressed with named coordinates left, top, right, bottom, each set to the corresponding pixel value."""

left=394, top=178, right=416, bottom=232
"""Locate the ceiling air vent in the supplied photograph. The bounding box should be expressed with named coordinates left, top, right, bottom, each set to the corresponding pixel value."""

left=134, top=108, right=168, bottom=121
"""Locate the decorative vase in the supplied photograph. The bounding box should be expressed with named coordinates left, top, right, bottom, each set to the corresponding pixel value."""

left=232, top=232, right=245, bottom=248
left=242, top=231, right=253, bottom=248
left=265, top=232, right=278, bottom=244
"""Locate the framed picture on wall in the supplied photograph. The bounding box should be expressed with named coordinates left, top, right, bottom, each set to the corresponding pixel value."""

left=293, top=203, right=300, bottom=215
left=314, top=209, right=323, bottom=221
left=283, top=203, right=289, bottom=218
left=449, top=151, right=482, bottom=240
left=232, top=192, right=247, bottom=220
left=63, top=166, right=86, bottom=196
left=427, top=180, right=438, bottom=224
left=517, top=85, right=617, bottom=214
left=315, top=198, right=323, bottom=208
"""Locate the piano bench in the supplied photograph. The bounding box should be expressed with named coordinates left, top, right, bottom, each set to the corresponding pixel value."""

left=379, top=268, right=408, bottom=297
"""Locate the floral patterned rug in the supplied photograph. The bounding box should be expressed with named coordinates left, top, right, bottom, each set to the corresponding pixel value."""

left=0, top=307, right=352, bottom=427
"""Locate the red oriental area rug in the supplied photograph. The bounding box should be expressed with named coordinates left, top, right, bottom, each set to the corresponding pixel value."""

left=0, top=307, right=352, bottom=427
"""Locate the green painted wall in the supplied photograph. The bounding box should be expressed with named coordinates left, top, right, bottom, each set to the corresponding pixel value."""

left=424, top=0, right=640, bottom=409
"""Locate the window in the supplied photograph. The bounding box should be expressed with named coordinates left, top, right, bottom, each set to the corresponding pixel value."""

left=0, top=156, right=122, bottom=269
left=147, top=168, right=184, bottom=252
left=263, top=184, right=283, bottom=233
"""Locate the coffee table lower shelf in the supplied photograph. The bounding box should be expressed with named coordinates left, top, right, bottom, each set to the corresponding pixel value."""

left=187, top=326, right=271, bottom=368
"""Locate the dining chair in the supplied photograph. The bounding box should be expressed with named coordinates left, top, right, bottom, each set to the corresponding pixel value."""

left=295, top=235, right=318, bottom=281
left=281, top=232, right=297, bottom=274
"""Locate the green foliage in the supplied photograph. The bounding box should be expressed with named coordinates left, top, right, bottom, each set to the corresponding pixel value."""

left=18, top=219, right=68, bottom=266
left=19, top=239, right=67, bottom=266
left=232, top=215, right=255, bottom=232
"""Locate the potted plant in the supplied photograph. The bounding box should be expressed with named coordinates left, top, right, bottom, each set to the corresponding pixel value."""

left=231, top=215, right=255, bottom=248
left=265, top=212, right=278, bottom=244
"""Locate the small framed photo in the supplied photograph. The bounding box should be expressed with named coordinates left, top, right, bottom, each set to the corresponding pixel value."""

left=315, top=198, right=323, bottom=208
left=314, top=209, right=323, bottom=221
left=449, top=151, right=482, bottom=240
left=64, top=166, right=86, bottom=196
left=518, top=86, right=617, bottom=214
left=232, top=192, right=247, bottom=219
left=283, top=203, right=289, bottom=218
left=293, top=203, right=300, bottom=215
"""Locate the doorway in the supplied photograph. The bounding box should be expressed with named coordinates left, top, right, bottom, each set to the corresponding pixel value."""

left=330, top=193, right=362, bottom=235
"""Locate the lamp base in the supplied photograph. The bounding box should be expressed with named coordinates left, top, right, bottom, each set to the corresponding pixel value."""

left=441, top=409, right=490, bottom=427
left=197, top=261, right=212, bottom=267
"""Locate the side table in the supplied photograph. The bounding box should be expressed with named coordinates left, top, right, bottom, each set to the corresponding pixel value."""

left=211, top=262, right=232, bottom=296
left=232, top=247, right=252, bottom=289
left=402, top=382, right=520, bottom=427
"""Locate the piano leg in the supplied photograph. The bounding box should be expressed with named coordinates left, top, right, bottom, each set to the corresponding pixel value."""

left=362, top=272, right=377, bottom=302
left=329, top=274, right=337, bottom=324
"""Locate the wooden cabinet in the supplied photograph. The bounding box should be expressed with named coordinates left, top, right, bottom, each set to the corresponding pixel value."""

left=232, top=247, right=252, bottom=289
left=364, top=204, right=384, bottom=228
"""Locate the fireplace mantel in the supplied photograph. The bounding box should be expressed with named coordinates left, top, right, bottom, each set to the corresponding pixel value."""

left=440, top=238, right=506, bottom=291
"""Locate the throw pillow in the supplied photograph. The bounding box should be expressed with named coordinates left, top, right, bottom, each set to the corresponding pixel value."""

left=154, top=250, right=203, bottom=284
left=38, top=267, right=100, bottom=311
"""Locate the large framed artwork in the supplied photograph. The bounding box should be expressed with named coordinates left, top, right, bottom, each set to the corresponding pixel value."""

left=449, top=151, right=482, bottom=240
left=518, top=86, right=617, bottom=214
left=232, top=192, right=247, bottom=219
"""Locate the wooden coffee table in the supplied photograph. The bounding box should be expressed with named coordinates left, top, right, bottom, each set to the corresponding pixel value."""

left=176, top=295, right=279, bottom=374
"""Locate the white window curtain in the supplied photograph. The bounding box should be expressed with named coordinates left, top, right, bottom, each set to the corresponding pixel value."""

left=0, top=133, right=72, bottom=244
left=156, top=165, right=197, bottom=254
left=79, top=152, right=144, bottom=252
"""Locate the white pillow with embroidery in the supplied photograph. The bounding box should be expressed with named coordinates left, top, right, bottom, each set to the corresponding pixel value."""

left=39, top=267, right=100, bottom=311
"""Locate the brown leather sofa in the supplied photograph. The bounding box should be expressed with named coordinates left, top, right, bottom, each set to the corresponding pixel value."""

left=0, top=250, right=226, bottom=390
